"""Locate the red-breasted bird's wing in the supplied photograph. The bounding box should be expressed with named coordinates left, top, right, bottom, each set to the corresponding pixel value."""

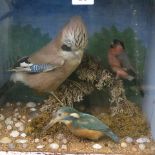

left=116, top=52, right=136, bottom=77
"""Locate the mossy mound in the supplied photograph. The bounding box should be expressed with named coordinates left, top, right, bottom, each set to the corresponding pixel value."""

left=99, top=102, right=149, bottom=138
left=25, top=111, right=71, bottom=138
left=25, top=112, right=50, bottom=137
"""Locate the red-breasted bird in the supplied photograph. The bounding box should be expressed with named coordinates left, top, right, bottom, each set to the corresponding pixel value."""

left=0, top=16, right=88, bottom=103
left=43, top=106, right=120, bottom=142
left=108, top=39, right=144, bottom=96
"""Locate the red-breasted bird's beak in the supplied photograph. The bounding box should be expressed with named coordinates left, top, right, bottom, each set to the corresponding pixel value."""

left=110, top=42, right=114, bottom=48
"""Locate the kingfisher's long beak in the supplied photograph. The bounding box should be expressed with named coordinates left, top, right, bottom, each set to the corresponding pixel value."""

left=42, top=117, right=60, bottom=132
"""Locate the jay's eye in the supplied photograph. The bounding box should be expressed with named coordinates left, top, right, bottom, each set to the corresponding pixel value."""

left=61, top=44, right=72, bottom=51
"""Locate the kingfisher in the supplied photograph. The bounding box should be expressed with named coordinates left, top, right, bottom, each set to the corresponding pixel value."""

left=43, top=106, right=120, bottom=142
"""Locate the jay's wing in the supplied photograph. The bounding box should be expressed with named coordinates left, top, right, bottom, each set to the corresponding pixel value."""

left=8, top=55, right=63, bottom=73
left=8, top=35, right=65, bottom=73
left=25, top=35, right=66, bottom=73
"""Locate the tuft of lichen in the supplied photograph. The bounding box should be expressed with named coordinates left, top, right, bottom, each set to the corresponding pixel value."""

left=25, top=112, right=50, bottom=137
left=41, top=54, right=134, bottom=116
left=40, top=80, right=94, bottom=113
left=25, top=111, right=72, bottom=139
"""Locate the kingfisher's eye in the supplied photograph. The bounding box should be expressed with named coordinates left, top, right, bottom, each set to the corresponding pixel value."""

left=58, top=113, right=62, bottom=117
left=61, top=44, right=72, bottom=51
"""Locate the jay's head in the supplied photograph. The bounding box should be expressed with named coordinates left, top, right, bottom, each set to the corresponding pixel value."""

left=60, top=16, right=88, bottom=53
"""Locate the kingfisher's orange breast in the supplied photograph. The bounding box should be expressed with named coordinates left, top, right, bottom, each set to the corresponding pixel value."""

left=66, top=124, right=103, bottom=140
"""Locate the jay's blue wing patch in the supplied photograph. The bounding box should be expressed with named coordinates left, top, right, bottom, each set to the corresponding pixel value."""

left=9, top=56, right=61, bottom=73
left=29, top=64, right=60, bottom=73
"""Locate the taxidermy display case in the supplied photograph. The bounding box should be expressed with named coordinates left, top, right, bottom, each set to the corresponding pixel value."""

left=0, top=0, right=155, bottom=154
